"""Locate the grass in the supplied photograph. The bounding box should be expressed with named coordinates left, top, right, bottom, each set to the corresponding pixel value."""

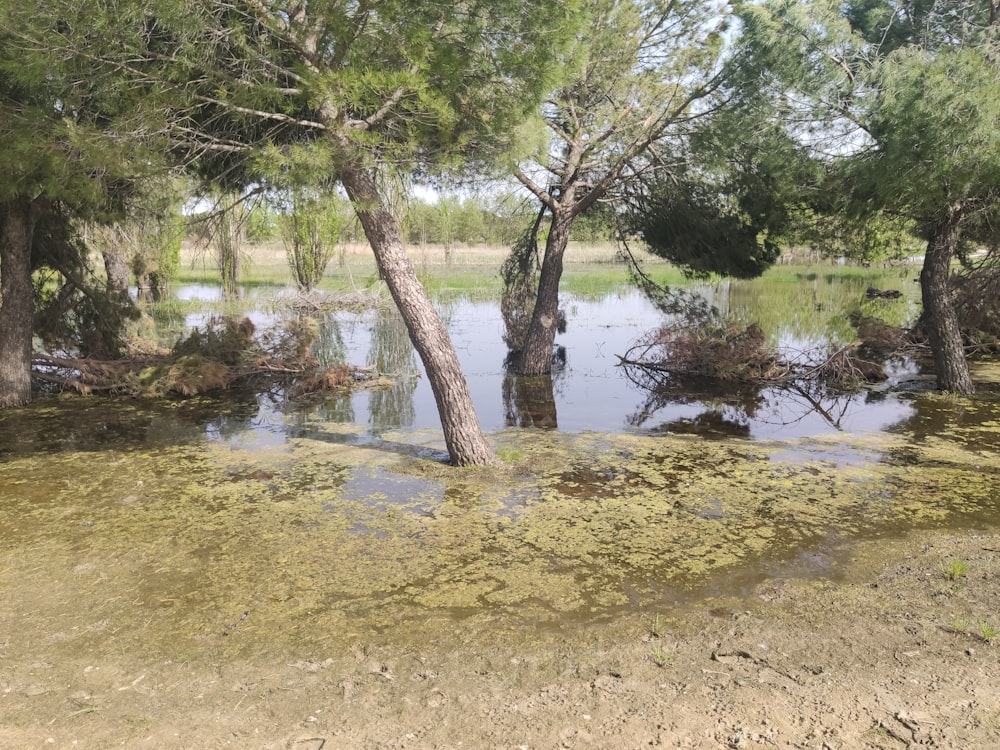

left=645, top=614, right=674, bottom=668
left=173, top=241, right=916, bottom=301
left=496, top=446, right=527, bottom=463
left=979, top=621, right=997, bottom=643
left=947, top=618, right=996, bottom=644
left=945, top=559, right=970, bottom=581
left=649, top=644, right=674, bottom=668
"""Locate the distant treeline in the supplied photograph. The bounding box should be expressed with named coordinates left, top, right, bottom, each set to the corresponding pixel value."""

left=231, top=194, right=617, bottom=249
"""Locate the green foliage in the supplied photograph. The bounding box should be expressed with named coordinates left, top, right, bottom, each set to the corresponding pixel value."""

left=500, top=222, right=544, bottom=350
left=29, top=207, right=141, bottom=358
left=980, top=621, right=997, bottom=643
left=148, top=211, right=184, bottom=290
left=245, top=204, right=278, bottom=244
left=632, top=117, right=815, bottom=279
left=740, top=0, right=1000, bottom=241
left=650, top=644, right=674, bottom=668
left=633, top=176, right=783, bottom=280
left=570, top=204, right=616, bottom=244
left=187, top=194, right=254, bottom=297
left=0, top=5, right=175, bottom=364
left=400, top=195, right=560, bottom=249
left=858, top=45, right=1000, bottom=235
left=280, top=188, right=347, bottom=291
left=946, top=559, right=970, bottom=581
left=514, top=0, right=732, bottom=222
left=112, top=0, right=577, bottom=182
left=129, top=187, right=186, bottom=295
left=784, top=207, right=921, bottom=263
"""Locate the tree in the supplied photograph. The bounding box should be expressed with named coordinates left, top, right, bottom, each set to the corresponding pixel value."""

left=18, top=0, right=577, bottom=463
left=280, top=186, right=346, bottom=292
left=88, top=182, right=186, bottom=301
left=0, top=13, right=150, bottom=406
left=0, top=197, right=44, bottom=407
left=508, top=0, right=730, bottom=375
left=185, top=192, right=253, bottom=299
left=739, top=0, right=1000, bottom=394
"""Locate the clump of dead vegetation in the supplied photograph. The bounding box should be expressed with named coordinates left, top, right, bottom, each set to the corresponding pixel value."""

left=273, top=287, right=383, bottom=316
left=619, top=315, right=917, bottom=394
left=32, top=315, right=381, bottom=399
left=953, top=259, right=1000, bottom=355
left=619, top=321, right=784, bottom=384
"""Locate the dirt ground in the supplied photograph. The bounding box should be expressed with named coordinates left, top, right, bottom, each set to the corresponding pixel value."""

left=2, top=526, right=998, bottom=750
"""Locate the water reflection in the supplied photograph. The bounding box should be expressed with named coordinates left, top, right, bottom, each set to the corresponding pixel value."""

left=0, top=392, right=265, bottom=457
left=366, top=307, right=418, bottom=433
left=147, top=269, right=925, bottom=444
left=503, top=371, right=559, bottom=428
left=628, top=380, right=916, bottom=440
left=300, top=286, right=910, bottom=439
left=890, top=391, right=1000, bottom=452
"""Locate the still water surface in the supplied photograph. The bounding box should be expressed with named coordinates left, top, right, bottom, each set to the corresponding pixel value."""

left=170, top=266, right=925, bottom=448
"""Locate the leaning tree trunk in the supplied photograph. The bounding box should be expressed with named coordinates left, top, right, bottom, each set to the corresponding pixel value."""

left=0, top=196, right=44, bottom=407
left=338, top=163, right=496, bottom=466
left=920, top=213, right=974, bottom=395
left=514, top=209, right=574, bottom=376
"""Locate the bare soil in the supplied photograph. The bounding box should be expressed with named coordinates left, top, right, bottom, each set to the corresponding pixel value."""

left=3, top=527, right=998, bottom=749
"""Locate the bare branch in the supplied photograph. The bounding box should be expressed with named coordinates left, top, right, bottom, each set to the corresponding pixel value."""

left=192, top=94, right=326, bottom=131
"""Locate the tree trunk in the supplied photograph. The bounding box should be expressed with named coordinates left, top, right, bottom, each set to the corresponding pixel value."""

left=102, top=226, right=131, bottom=298
left=338, top=163, right=497, bottom=466
left=514, top=209, right=574, bottom=375
left=0, top=196, right=44, bottom=408
left=920, top=213, right=974, bottom=395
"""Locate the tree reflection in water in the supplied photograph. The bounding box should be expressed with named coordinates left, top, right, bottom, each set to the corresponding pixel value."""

left=623, top=371, right=908, bottom=439
left=502, top=347, right=566, bottom=428
left=366, top=308, right=417, bottom=433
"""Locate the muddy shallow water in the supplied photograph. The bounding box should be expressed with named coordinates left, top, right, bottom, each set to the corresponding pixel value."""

left=2, top=388, right=999, bottom=650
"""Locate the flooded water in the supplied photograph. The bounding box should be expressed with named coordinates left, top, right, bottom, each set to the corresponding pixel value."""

left=208, top=266, right=925, bottom=447
left=3, top=263, right=999, bottom=649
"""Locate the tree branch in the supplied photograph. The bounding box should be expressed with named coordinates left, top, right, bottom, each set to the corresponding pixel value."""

left=514, top=167, right=556, bottom=211
left=192, top=94, right=326, bottom=131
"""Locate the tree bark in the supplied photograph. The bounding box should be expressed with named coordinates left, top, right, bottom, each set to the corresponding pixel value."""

left=513, top=209, right=574, bottom=376
left=920, top=213, right=974, bottom=395
left=102, top=226, right=131, bottom=297
left=0, top=196, right=44, bottom=408
left=338, top=163, right=497, bottom=466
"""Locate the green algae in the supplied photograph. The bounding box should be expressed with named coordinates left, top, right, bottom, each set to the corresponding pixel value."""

left=2, top=399, right=1000, bottom=659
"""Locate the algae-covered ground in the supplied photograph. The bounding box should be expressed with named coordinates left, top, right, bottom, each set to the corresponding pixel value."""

left=2, top=392, right=1000, bottom=748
